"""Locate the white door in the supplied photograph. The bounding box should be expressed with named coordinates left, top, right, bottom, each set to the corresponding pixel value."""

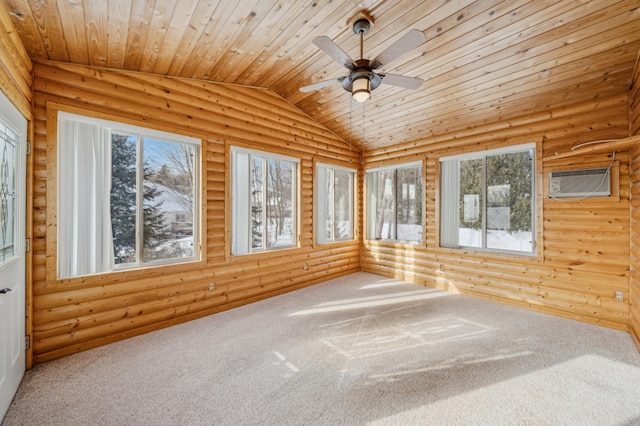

left=0, top=90, right=27, bottom=420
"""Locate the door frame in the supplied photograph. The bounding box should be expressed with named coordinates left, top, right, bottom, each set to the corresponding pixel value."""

left=0, top=87, right=30, bottom=420
left=0, top=91, right=32, bottom=372
left=23, top=112, right=32, bottom=370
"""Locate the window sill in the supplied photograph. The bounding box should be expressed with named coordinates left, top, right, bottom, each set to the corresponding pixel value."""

left=434, top=245, right=542, bottom=263
left=364, top=239, right=422, bottom=248
left=54, top=257, right=207, bottom=287
left=316, top=239, right=358, bottom=247
left=229, top=245, right=303, bottom=260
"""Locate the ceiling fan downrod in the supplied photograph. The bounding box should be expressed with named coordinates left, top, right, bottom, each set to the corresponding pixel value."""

left=352, top=18, right=370, bottom=60
left=351, top=18, right=373, bottom=102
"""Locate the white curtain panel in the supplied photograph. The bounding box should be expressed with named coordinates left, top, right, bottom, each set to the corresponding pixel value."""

left=231, top=149, right=250, bottom=255
left=315, top=165, right=328, bottom=245
left=58, top=119, right=113, bottom=278
left=439, top=158, right=460, bottom=248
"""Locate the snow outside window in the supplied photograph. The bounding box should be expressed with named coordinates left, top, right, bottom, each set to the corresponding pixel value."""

left=231, top=147, right=298, bottom=255
left=57, top=112, right=201, bottom=278
left=316, top=163, right=355, bottom=244
left=366, top=162, right=423, bottom=242
left=440, top=143, right=535, bottom=255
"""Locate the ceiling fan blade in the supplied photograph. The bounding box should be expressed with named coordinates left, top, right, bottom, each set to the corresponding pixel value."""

left=313, top=36, right=355, bottom=69
left=370, top=29, right=426, bottom=69
left=380, top=74, right=424, bottom=90
left=299, top=77, right=345, bottom=93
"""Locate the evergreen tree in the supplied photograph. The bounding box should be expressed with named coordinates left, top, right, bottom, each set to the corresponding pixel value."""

left=486, top=151, right=532, bottom=233
left=110, top=134, right=137, bottom=264
left=110, top=133, right=171, bottom=264
left=142, top=167, right=172, bottom=262
left=458, top=151, right=532, bottom=234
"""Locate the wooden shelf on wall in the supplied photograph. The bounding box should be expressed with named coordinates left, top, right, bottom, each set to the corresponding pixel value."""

left=543, top=134, right=640, bottom=162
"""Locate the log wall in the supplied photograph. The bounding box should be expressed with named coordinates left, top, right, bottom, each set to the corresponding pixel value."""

left=362, top=93, right=632, bottom=331
left=0, top=2, right=31, bottom=119
left=630, top=49, right=640, bottom=350
left=31, top=61, right=361, bottom=364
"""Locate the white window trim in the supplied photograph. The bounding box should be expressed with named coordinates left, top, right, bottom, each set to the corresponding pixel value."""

left=365, top=161, right=423, bottom=243
left=439, top=143, right=536, bottom=256
left=231, top=146, right=300, bottom=165
left=58, top=112, right=200, bottom=146
left=366, top=160, right=422, bottom=173
left=315, top=162, right=357, bottom=245
left=440, top=143, right=535, bottom=162
left=57, top=112, right=202, bottom=278
left=231, top=146, right=300, bottom=255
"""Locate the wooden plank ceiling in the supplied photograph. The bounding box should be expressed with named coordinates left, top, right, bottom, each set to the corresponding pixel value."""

left=3, top=0, right=640, bottom=151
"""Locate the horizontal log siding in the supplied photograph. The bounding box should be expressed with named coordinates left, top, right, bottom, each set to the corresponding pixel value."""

left=362, top=93, right=631, bottom=331
left=631, top=51, right=640, bottom=137
left=630, top=50, right=640, bottom=350
left=0, top=2, right=32, bottom=119
left=31, top=61, right=360, bottom=363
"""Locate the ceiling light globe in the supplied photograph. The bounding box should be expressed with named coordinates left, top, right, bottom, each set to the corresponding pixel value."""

left=352, top=77, right=370, bottom=103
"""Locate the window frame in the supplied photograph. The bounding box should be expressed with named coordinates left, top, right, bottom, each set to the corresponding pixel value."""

left=53, top=110, right=203, bottom=279
left=230, top=146, right=300, bottom=256
left=365, top=160, right=424, bottom=243
left=439, top=143, right=537, bottom=256
left=315, top=162, right=357, bottom=245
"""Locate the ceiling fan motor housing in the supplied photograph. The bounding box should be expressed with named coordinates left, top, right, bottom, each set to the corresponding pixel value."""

left=352, top=18, right=371, bottom=35
left=341, top=59, right=382, bottom=92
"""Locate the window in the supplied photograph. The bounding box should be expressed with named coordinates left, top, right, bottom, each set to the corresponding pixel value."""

left=316, top=163, right=356, bottom=244
left=366, top=162, right=423, bottom=242
left=57, top=112, right=201, bottom=278
left=231, top=147, right=298, bottom=255
left=0, top=120, right=18, bottom=263
left=440, top=143, right=535, bottom=254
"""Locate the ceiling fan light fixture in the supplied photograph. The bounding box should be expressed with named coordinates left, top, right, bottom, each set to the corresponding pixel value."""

left=352, top=76, right=370, bottom=102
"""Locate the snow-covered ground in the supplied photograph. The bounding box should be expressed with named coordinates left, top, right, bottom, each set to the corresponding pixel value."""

left=375, top=224, right=422, bottom=242
left=459, top=228, right=532, bottom=252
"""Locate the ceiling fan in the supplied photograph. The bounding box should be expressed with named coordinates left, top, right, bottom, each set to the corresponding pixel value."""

left=299, top=16, right=426, bottom=103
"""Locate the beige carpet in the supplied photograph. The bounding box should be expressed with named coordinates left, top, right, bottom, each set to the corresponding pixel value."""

left=3, top=272, right=640, bottom=425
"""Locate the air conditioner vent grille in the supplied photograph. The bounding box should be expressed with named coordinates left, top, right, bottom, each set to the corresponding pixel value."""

left=549, top=167, right=610, bottom=198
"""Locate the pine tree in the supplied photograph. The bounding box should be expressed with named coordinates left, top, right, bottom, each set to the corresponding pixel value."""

left=459, top=151, right=532, bottom=234
left=110, top=134, right=137, bottom=264
left=110, top=133, right=171, bottom=264
left=142, top=166, right=172, bottom=262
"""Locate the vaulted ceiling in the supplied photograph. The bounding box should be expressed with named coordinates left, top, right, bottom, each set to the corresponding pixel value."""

left=3, top=0, right=640, bottom=150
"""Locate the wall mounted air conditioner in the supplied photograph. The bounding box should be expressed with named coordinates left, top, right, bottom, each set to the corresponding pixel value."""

left=549, top=167, right=610, bottom=198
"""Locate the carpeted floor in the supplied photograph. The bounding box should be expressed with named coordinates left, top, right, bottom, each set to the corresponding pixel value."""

left=3, top=272, right=640, bottom=425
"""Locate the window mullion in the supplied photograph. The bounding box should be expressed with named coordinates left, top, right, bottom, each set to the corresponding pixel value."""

left=136, top=136, right=144, bottom=265
left=350, top=172, right=355, bottom=239
left=481, top=156, right=487, bottom=249
left=393, top=169, right=398, bottom=240
left=530, top=154, right=535, bottom=249
left=293, top=163, right=298, bottom=244
left=330, top=169, right=335, bottom=241
left=192, top=147, right=200, bottom=256
left=248, top=153, right=254, bottom=253
left=262, top=156, right=268, bottom=251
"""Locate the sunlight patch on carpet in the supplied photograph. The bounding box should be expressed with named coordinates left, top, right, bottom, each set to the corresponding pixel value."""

left=322, top=315, right=494, bottom=359
left=288, top=290, right=451, bottom=317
